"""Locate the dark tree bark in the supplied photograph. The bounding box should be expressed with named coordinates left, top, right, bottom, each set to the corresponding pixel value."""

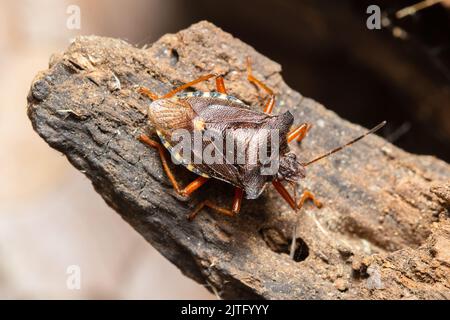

left=27, top=21, right=450, bottom=299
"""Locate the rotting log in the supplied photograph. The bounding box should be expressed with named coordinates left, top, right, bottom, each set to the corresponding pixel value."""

left=27, top=21, right=450, bottom=299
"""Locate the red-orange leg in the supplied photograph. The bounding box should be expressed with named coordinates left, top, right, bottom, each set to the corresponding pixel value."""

left=181, top=176, right=209, bottom=197
left=215, top=76, right=227, bottom=94
left=298, top=189, right=322, bottom=210
left=272, top=180, right=296, bottom=210
left=246, top=57, right=276, bottom=114
left=139, top=134, right=182, bottom=193
left=232, top=187, right=244, bottom=213
left=138, top=74, right=217, bottom=101
left=162, top=74, right=216, bottom=99
left=288, top=123, right=311, bottom=143
left=139, top=134, right=210, bottom=196
left=262, top=96, right=275, bottom=114
left=272, top=180, right=322, bottom=211
left=187, top=187, right=244, bottom=221
left=138, top=87, right=159, bottom=100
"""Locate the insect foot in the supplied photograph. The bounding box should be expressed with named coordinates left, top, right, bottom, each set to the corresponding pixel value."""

left=174, top=189, right=191, bottom=201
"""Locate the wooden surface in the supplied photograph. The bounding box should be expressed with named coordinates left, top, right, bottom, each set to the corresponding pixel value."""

left=27, top=21, right=450, bottom=299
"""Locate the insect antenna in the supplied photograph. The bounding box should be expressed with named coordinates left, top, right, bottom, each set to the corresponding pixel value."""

left=303, top=121, right=386, bottom=167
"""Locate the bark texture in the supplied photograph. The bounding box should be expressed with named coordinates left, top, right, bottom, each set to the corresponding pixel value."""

left=27, top=21, right=450, bottom=299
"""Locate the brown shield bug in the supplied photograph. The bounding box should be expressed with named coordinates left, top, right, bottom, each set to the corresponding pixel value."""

left=138, top=58, right=386, bottom=220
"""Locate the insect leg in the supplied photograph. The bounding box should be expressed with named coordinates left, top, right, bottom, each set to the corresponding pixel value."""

left=180, top=176, right=209, bottom=197
left=162, top=74, right=216, bottom=99
left=287, top=123, right=311, bottom=143
left=272, top=181, right=322, bottom=211
left=272, top=180, right=296, bottom=210
left=138, top=87, right=159, bottom=100
left=187, top=188, right=243, bottom=221
left=139, top=134, right=212, bottom=196
left=262, top=96, right=275, bottom=114
left=297, top=189, right=322, bottom=210
left=215, top=76, right=227, bottom=94
left=138, top=134, right=183, bottom=194
left=140, top=134, right=213, bottom=197
left=247, top=57, right=274, bottom=95
left=246, top=57, right=276, bottom=114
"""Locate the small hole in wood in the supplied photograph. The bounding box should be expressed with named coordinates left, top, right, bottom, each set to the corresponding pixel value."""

left=169, top=48, right=179, bottom=66
left=290, top=237, right=309, bottom=262
left=259, top=227, right=309, bottom=262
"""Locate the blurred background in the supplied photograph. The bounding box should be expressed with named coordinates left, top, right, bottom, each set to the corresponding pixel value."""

left=0, top=0, right=449, bottom=299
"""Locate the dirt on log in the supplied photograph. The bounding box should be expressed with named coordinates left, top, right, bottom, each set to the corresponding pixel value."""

left=27, top=21, right=450, bottom=299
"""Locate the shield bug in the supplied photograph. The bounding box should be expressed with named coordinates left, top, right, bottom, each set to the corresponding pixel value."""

left=138, top=58, right=385, bottom=220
